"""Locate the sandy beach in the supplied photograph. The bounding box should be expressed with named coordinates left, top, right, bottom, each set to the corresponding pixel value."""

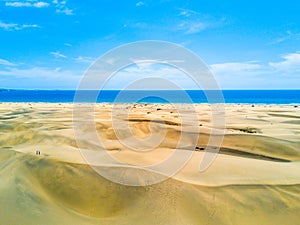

left=0, top=103, right=299, bottom=224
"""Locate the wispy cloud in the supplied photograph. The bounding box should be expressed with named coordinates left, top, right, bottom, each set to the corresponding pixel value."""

left=34, top=1, right=49, bottom=7
left=269, top=52, right=300, bottom=72
left=74, top=56, right=95, bottom=64
left=0, top=57, right=79, bottom=89
left=22, top=24, right=40, bottom=28
left=0, top=66, right=67, bottom=78
left=177, top=21, right=208, bottom=34
left=0, top=58, right=16, bottom=66
left=101, top=63, right=198, bottom=90
left=210, top=61, right=263, bottom=76
left=268, top=31, right=300, bottom=45
left=56, top=8, right=73, bottom=15
left=5, top=1, right=49, bottom=8
left=178, top=8, right=197, bottom=18
left=0, top=21, right=18, bottom=30
left=211, top=54, right=300, bottom=77
left=5, top=1, right=31, bottom=7
left=136, top=1, right=145, bottom=7
left=125, top=21, right=148, bottom=29
left=123, top=8, right=224, bottom=35
left=50, top=51, right=67, bottom=58
left=176, top=8, right=226, bottom=34
left=0, top=20, right=40, bottom=31
left=209, top=52, right=300, bottom=88
left=130, top=58, right=185, bottom=65
left=0, top=66, right=80, bottom=89
left=5, top=0, right=73, bottom=15
left=53, top=0, right=74, bottom=15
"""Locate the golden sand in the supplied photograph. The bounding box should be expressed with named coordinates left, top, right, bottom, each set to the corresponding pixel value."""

left=0, top=103, right=299, bottom=224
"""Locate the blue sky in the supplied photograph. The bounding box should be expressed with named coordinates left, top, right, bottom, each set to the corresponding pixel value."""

left=0, top=0, right=299, bottom=89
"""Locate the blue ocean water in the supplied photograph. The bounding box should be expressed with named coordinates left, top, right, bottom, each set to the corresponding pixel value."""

left=0, top=89, right=299, bottom=104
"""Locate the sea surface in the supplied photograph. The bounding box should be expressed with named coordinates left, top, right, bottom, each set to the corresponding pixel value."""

left=0, top=89, right=299, bottom=104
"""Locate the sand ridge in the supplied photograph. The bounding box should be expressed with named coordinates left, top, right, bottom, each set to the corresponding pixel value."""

left=0, top=103, right=299, bottom=224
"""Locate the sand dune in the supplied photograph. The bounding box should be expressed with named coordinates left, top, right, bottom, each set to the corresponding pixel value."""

left=0, top=103, right=299, bottom=224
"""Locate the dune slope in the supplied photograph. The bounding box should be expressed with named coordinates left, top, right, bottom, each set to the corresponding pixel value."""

left=0, top=103, right=299, bottom=224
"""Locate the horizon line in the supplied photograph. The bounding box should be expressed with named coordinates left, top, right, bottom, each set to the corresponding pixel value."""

left=1, top=88, right=300, bottom=91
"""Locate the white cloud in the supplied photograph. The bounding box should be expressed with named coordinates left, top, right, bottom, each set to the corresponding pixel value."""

left=0, top=21, right=18, bottom=30
left=130, top=58, right=185, bottom=66
left=211, top=62, right=263, bottom=75
left=0, top=58, right=16, bottom=66
left=53, top=0, right=74, bottom=15
left=178, top=21, right=208, bottom=34
left=211, top=54, right=300, bottom=77
left=269, top=53, right=300, bottom=72
left=178, top=8, right=197, bottom=18
left=50, top=51, right=67, bottom=58
left=124, top=21, right=148, bottom=29
left=5, top=1, right=49, bottom=8
left=56, top=8, right=73, bottom=15
left=136, top=1, right=145, bottom=6
left=5, top=2, right=31, bottom=7
left=22, top=24, right=40, bottom=28
left=268, top=31, right=300, bottom=45
left=33, top=2, right=49, bottom=8
left=176, top=9, right=226, bottom=34
left=0, top=66, right=80, bottom=89
left=102, top=63, right=197, bottom=90
left=74, top=56, right=95, bottom=64
left=0, top=20, right=40, bottom=31
left=209, top=54, right=300, bottom=89
left=0, top=65, right=77, bottom=80
left=209, top=61, right=267, bottom=89
left=104, top=57, right=118, bottom=65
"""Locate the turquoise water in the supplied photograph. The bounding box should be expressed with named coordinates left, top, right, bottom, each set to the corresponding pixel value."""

left=0, top=90, right=299, bottom=104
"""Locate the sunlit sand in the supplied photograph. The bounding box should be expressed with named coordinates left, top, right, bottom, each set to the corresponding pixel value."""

left=0, top=103, right=299, bottom=224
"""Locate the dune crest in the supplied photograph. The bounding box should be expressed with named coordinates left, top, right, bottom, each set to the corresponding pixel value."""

left=0, top=103, right=299, bottom=224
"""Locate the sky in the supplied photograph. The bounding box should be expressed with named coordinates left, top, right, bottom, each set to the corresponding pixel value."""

left=0, top=0, right=300, bottom=89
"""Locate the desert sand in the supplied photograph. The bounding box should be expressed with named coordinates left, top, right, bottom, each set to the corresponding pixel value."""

left=0, top=103, right=299, bottom=224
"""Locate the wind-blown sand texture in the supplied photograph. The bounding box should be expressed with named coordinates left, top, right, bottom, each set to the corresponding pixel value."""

left=0, top=103, right=299, bottom=224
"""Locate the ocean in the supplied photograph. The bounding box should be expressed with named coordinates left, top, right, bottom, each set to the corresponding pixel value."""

left=0, top=90, right=299, bottom=104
